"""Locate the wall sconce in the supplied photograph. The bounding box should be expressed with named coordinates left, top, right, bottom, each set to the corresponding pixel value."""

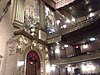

left=17, top=61, right=24, bottom=67
left=83, top=44, right=88, bottom=49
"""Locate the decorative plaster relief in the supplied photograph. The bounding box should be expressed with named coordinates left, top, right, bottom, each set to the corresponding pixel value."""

left=7, top=35, right=31, bottom=55
left=5, top=34, right=47, bottom=75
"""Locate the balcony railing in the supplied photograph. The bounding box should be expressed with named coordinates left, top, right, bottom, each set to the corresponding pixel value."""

left=50, top=49, right=100, bottom=65
left=47, top=12, right=100, bottom=37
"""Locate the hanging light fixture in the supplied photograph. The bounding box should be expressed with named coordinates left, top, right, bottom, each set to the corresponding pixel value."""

left=64, top=44, right=68, bottom=48
left=89, top=37, right=96, bottom=41
left=17, top=61, right=24, bottom=67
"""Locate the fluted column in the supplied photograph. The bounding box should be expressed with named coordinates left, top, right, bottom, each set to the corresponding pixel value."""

left=12, top=0, right=25, bottom=27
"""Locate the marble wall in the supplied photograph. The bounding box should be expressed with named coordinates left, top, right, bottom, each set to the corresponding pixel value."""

left=0, top=0, right=14, bottom=74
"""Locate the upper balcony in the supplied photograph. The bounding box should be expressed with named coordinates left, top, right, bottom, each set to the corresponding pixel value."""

left=47, top=11, right=100, bottom=39
left=47, top=0, right=100, bottom=39
left=50, top=50, right=100, bottom=65
left=47, top=8, right=100, bottom=65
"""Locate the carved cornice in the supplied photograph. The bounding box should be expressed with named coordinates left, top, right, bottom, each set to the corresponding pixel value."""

left=43, top=0, right=56, bottom=9
left=37, top=24, right=47, bottom=32
left=55, top=0, right=75, bottom=9
left=12, top=20, right=23, bottom=28
left=43, top=0, right=75, bottom=9
left=14, top=29, right=47, bottom=45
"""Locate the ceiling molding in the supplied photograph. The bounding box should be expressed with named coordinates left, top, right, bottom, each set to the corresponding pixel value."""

left=42, top=0, right=56, bottom=9
left=55, top=0, right=75, bottom=9
left=43, top=0, right=75, bottom=9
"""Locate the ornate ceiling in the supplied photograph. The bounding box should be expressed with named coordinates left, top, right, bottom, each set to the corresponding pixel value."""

left=55, top=0, right=75, bottom=9
left=58, top=0, right=100, bottom=18
left=43, top=0, right=75, bottom=9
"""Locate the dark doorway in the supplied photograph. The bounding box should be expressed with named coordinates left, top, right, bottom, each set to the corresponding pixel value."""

left=26, top=50, right=40, bottom=75
left=74, top=68, right=81, bottom=75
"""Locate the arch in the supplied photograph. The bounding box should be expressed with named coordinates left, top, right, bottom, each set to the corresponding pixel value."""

left=24, top=45, right=44, bottom=75
left=24, top=45, right=43, bottom=63
left=26, top=50, right=40, bottom=75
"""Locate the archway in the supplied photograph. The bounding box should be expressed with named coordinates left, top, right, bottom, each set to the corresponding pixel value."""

left=26, top=50, right=40, bottom=75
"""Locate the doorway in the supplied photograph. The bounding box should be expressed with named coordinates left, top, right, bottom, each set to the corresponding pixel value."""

left=26, top=50, right=40, bottom=75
